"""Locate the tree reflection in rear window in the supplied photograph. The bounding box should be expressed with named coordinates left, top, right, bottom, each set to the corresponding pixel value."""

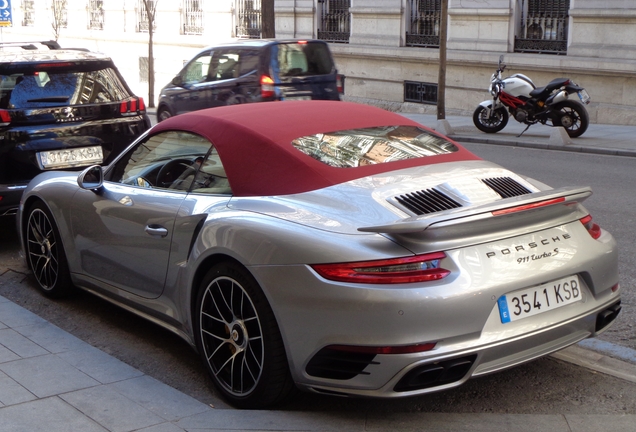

left=291, top=126, right=458, bottom=168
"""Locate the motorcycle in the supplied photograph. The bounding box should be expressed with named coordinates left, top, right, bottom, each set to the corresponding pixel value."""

left=473, top=55, right=591, bottom=138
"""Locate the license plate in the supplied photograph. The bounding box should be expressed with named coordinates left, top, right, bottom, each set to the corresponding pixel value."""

left=498, top=275, right=582, bottom=323
left=37, top=146, right=103, bottom=170
left=578, top=89, right=591, bottom=105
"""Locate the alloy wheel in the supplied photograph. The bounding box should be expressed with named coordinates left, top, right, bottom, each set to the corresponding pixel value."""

left=26, top=208, right=59, bottom=290
left=199, top=275, right=265, bottom=396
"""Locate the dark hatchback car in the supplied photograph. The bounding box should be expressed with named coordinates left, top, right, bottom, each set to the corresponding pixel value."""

left=0, top=41, right=150, bottom=216
left=156, top=39, right=343, bottom=122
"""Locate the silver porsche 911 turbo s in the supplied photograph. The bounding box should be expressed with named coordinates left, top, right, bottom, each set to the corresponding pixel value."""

left=18, top=101, right=621, bottom=409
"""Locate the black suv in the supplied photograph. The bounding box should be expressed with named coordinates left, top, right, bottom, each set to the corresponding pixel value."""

left=157, top=39, right=343, bottom=122
left=0, top=41, right=151, bottom=216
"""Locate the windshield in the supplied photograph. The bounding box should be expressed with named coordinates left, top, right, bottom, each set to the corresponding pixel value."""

left=292, top=126, right=459, bottom=168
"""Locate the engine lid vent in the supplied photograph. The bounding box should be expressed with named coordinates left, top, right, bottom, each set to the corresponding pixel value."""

left=482, top=177, right=532, bottom=198
left=395, top=188, right=462, bottom=216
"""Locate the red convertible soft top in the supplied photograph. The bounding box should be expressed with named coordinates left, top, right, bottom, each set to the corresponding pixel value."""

left=151, top=101, right=480, bottom=196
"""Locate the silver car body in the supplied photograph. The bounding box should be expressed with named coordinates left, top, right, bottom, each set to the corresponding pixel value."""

left=18, top=101, right=620, bottom=402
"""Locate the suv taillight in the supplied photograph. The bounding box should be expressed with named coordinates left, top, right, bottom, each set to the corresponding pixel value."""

left=120, top=97, right=146, bottom=116
left=0, top=109, right=11, bottom=127
left=260, top=75, right=275, bottom=99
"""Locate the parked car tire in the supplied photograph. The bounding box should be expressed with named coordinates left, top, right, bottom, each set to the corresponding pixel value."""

left=24, top=201, right=73, bottom=298
left=157, top=106, right=173, bottom=122
left=194, top=261, right=295, bottom=409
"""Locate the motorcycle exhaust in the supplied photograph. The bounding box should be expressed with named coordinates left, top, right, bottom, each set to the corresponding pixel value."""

left=546, top=90, right=568, bottom=106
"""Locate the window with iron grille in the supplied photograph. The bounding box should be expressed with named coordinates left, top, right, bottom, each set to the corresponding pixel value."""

left=137, top=0, right=157, bottom=32
left=515, top=0, right=570, bottom=54
left=182, top=0, right=204, bottom=35
left=236, top=0, right=261, bottom=38
left=21, top=0, right=35, bottom=26
left=317, top=0, right=350, bottom=44
left=88, top=0, right=104, bottom=30
left=404, top=81, right=438, bottom=104
left=406, top=0, right=441, bottom=48
left=52, top=0, right=68, bottom=29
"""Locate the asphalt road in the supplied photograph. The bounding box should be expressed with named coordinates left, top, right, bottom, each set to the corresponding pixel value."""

left=0, top=142, right=635, bottom=414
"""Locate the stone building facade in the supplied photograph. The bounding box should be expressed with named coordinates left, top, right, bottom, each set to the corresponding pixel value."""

left=2, top=0, right=635, bottom=124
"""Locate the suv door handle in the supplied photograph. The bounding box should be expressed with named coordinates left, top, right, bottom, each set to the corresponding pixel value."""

left=145, top=225, right=168, bottom=238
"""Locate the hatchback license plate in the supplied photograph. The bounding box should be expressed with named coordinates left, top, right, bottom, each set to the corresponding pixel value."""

left=38, top=146, right=103, bottom=170
left=498, top=275, right=582, bottom=323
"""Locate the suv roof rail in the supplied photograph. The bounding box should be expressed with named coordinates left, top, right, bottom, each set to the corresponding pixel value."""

left=0, top=40, right=62, bottom=50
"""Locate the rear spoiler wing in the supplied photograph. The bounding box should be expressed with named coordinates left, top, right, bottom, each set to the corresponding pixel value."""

left=358, top=186, right=592, bottom=234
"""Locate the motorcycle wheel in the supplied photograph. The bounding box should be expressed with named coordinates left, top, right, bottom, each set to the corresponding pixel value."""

left=552, top=100, right=589, bottom=138
left=473, top=105, right=509, bottom=133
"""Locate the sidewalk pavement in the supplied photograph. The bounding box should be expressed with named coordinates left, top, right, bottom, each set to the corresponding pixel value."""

left=2, top=112, right=636, bottom=431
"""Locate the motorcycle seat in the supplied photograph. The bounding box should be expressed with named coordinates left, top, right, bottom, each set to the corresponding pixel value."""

left=529, top=78, right=570, bottom=97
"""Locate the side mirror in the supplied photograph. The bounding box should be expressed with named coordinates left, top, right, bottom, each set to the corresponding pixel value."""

left=77, top=165, right=104, bottom=191
left=171, top=75, right=184, bottom=87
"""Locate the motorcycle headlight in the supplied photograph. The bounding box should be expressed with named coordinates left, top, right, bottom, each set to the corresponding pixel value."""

left=490, top=83, right=500, bottom=97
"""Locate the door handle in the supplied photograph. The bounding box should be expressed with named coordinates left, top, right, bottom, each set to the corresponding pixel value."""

left=145, top=225, right=168, bottom=238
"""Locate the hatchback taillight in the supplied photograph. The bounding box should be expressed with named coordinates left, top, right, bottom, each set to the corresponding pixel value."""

left=260, top=75, right=275, bottom=99
left=580, top=215, right=601, bottom=239
left=0, top=109, right=11, bottom=127
left=120, top=97, right=146, bottom=116
left=311, top=252, right=450, bottom=284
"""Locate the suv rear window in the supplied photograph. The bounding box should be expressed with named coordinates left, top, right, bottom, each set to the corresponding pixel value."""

left=292, top=126, right=459, bottom=168
left=1, top=66, right=131, bottom=109
left=274, top=42, right=334, bottom=77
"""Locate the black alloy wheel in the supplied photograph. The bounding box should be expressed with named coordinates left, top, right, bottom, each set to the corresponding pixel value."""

left=552, top=100, right=589, bottom=138
left=194, top=261, right=295, bottom=408
left=25, top=201, right=73, bottom=298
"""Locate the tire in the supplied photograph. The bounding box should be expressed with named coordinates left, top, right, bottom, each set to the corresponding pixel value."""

left=552, top=100, right=589, bottom=138
left=24, top=201, right=73, bottom=298
left=473, top=104, right=509, bottom=133
left=157, top=107, right=172, bottom=123
left=194, top=261, right=295, bottom=409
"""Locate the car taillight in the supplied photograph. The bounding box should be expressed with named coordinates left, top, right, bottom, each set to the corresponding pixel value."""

left=0, top=109, right=11, bottom=127
left=120, top=97, right=146, bottom=116
left=336, top=74, right=345, bottom=94
left=311, top=252, right=450, bottom=284
left=580, top=215, right=601, bottom=239
left=260, top=75, right=275, bottom=99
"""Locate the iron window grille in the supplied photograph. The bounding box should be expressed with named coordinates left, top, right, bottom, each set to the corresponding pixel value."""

left=317, top=0, right=350, bottom=44
left=406, top=0, right=441, bottom=48
left=236, top=0, right=261, bottom=38
left=182, top=0, right=204, bottom=35
left=21, top=0, right=35, bottom=26
left=515, top=0, right=570, bottom=55
left=404, top=81, right=438, bottom=105
left=137, top=0, right=157, bottom=32
left=52, top=0, right=68, bottom=28
left=88, top=0, right=104, bottom=30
